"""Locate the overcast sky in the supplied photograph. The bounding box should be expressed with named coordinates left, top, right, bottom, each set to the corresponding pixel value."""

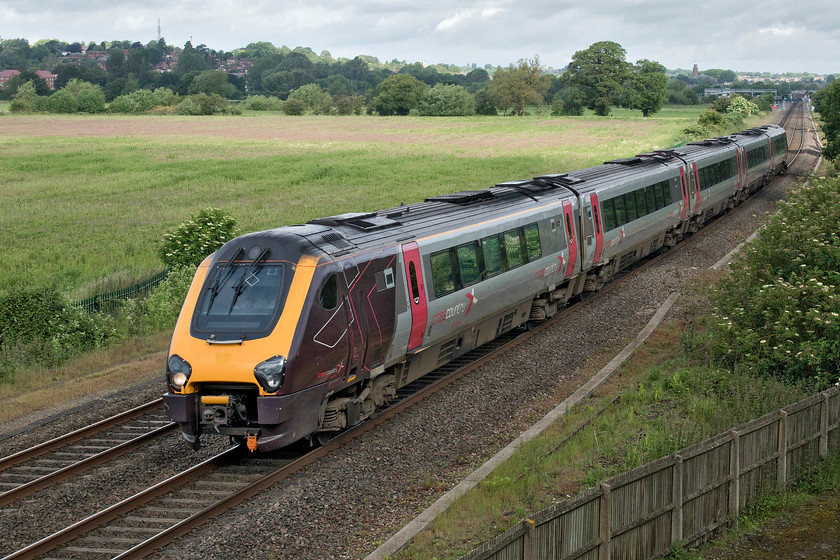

left=2, top=0, right=837, bottom=75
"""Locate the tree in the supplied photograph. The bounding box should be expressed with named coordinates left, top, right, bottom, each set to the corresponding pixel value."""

left=372, top=74, right=426, bottom=116
left=488, top=57, right=550, bottom=116
left=287, top=83, right=332, bottom=113
left=9, top=80, right=37, bottom=112
left=813, top=81, right=840, bottom=159
left=562, top=41, right=631, bottom=116
left=417, top=84, right=475, bottom=116
left=188, top=70, right=236, bottom=98
left=623, top=59, right=668, bottom=117
left=175, top=44, right=210, bottom=75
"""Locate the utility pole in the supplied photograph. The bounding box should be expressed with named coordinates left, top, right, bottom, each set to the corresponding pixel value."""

left=157, top=19, right=161, bottom=41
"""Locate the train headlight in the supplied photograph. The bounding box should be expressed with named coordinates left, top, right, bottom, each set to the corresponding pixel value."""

left=167, top=354, right=192, bottom=391
left=254, top=356, right=286, bottom=394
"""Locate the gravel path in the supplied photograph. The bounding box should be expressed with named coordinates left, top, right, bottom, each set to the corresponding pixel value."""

left=0, top=115, right=818, bottom=560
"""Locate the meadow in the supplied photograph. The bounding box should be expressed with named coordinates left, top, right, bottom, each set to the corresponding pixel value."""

left=0, top=106, right=711, bottom=299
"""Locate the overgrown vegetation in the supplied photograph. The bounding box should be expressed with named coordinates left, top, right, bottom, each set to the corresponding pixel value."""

left=0, top=208, right=235, bottom=381
left=683, top=94, right=762, bottom=138
left=710, top=175, right=840, bottom=389
left=814, top=80, right=840, bottom=160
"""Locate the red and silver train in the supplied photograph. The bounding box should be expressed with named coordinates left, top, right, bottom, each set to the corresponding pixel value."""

left=164, top=124, right=787, bottom=452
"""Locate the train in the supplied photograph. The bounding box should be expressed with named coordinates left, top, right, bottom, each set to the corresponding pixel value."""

left=164, top=124, right=788, bottom=452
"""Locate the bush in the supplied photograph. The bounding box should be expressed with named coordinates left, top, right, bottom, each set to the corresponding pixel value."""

left=417, top=84, right=475, bottom=116
left=110, top=88, right=177, bottom=114
left=158, top=208, right=240, bottom=268
left=242, top=95, right=283, bottom=111
left=120, top=267, right=196, bottom=334
left=282, top=97, right=306, bottom=115
left=176, top=93, right=230, bottom=115
left=0, top=287, right=116, bottom=379
left=710, top=176, right=840, bottom=388
left=333, top=94, right=365, bottom=115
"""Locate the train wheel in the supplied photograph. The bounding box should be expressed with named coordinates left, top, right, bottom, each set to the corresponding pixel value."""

left=314, top=431, right=338, bottom=446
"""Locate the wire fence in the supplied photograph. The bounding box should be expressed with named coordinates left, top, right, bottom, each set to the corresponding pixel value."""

left=73, top=269, right=170, bottom=313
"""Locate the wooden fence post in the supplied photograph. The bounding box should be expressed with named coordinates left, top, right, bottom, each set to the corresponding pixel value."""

left=729, top=430, right=740, bottom=528
left=777, top=411, right=788, bottom=492
left=599, top=483, right=612, bottom=560
left=820, top=393, right=829, bottom=458
left=671, top=454, right=683, bottom=545
left=523, top=518, right=536, bottom=560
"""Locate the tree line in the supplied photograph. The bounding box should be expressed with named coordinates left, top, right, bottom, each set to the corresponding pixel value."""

left=0, top=36, right=822, bottom=118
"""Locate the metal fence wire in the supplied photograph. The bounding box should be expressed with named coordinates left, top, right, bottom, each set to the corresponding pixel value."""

left=74, top=269, right=170, bottom=313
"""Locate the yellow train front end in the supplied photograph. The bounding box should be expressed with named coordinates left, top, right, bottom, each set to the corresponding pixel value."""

left=163, top=232, right=328, bottom=452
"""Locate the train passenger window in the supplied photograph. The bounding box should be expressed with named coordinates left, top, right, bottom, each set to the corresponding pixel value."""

left=457, top=243, right=480, bottom=286
left=644, top=187, right=655, bottom=214
left=525, top=223, right=541, bottom=262
left=661, top=181, right=673, bottom=206
left=319, top=274, right=338, bottom=310
left=431, top=250, right=455, bottom=297
left=712, top=164, right=720, bottom=185
left=602, top=199, right=616, bottom=231
left=624, top=193, right=638, bottom=222
left=408, top=262, right=420, bottom=304
left=634, top=190, right=647, bottom=218
left=614, top=195, right=627, bottom=227
left=505, top=229, right=525, bottom=269
left=481, top=236, right=503, bottom=278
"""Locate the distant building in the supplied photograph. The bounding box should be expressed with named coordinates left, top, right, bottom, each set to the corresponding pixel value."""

left=0, top=69, right=21, bottom=88
left=692, top=63, right=698, bottom=78
left=35, top=70, right=57, bottom=90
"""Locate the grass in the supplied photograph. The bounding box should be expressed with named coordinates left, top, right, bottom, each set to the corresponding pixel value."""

left=0, top=107, right=727, bottom=299
left=392, top=303, right=815, bottom=560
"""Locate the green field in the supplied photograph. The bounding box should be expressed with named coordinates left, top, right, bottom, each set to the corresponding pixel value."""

left=1, top=106, right=721, bottom=299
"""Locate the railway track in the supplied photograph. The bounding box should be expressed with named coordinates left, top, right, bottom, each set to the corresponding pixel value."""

left=1, top=105, right=816, bottom=560
left=0, top=400, right=175, bottom=508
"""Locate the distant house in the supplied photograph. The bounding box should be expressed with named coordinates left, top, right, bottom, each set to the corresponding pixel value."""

left=0, top=69, right=21, bottom=88
left=35, top=70, right=57, bottom=90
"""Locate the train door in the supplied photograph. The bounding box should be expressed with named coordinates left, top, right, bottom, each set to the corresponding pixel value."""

left=691, top=163, right=701, bottom=213
left=341, top=259, right=368, bottom=380
left=562, top=200, right=578, bottom=277
left=589, top=193, right=604, bottom=265
left=401, top=242, right=427, bottom=352
left=678, top=167, right=689, bottom=221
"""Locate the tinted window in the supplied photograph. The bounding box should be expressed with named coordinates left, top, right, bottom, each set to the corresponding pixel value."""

left=457, top=243, right=480, bottom=286
left=505, top=229, right=524, bottom=269
left=481, top=236, right=503, bottom=278
left=525, top=224, right=541, bottom=262
left=319, top=273, right=337, bottom=310
left=603, top=199, right=616, bottom=231
left=625, top=193, right=637, bottom=222
left=634, top=190, right=647, bottom=218
left=196, top=263, right=285, bottom=333
left=431, top=250, right=455, bottom=297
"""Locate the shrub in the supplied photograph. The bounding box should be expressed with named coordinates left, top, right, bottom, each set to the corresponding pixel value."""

left=176, top=93, right=230, bottom=115
left=417, top=84, right=475, bottom=116
left=120, top=266, right=196, bottom=334
left=710, top=176, right=840, bottom=388
left=0, top=287, right=116, bottom=379
left=158, top=208, right=240, bottom=268
left=242, top=95, right=283, bottom=111
left=333, top=94, right=364, bottom=115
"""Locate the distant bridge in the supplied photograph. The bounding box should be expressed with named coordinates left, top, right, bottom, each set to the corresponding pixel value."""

left=704, top=88, right=778, bottom=99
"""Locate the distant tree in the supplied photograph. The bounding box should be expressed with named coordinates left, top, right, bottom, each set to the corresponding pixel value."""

left=175, top=44, right=210, bottom=75
left=62, top=78, right=106, bottom=113
left=281, top=97, right=306, bottom=115
left=562, top=41, right=631, bottom=116
left=473, top=88, right=498, bottom=115
left=718, top=69, right=737, bottom=83
left=372, top=74, right=427, bottom=115
left=188, top=70, right=236, bottom=98
left=287, top=83, right=332, bottom=114
left=666, top=78, right=699, bottom=105
left=623, top=59, right=668, bottom=117
left=813, top=81, right=840, bottom=159
left=464, top=68, right=490, bottom=92
left=106, top=47, right=126, bottom=77
left=417, top=84, right=475, bottom=116
left=9, top=81, right=38, bottom=112
left=488, top=56, right=550, bottom=115
left=826, top=74, right=835, bottom=84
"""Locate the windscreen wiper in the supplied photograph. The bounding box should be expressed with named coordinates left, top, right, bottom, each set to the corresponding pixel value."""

left=227, top=247, right=271, bottom=313
left=206, top=247, right=244, bottom=313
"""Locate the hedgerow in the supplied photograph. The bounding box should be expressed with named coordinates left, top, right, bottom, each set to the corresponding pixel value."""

left=710, top=175, right=840, bottom=388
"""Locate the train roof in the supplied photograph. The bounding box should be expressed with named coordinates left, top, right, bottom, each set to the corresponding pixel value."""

left=291, top=178, right=580, bottom=256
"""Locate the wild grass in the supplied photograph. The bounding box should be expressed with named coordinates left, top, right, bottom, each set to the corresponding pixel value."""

left=0, top=108, right=718, bottom=298
left=394, top=315, right=813, bottom=560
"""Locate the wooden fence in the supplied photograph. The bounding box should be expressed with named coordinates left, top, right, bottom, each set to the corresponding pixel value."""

left=460, top=386, right=840, bottom=560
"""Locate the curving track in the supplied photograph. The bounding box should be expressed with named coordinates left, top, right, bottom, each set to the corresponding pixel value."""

left=0, top=104, right=820, bottom=560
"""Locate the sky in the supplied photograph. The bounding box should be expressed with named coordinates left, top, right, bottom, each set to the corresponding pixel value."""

left=2, top=0, right=838, bottom=75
